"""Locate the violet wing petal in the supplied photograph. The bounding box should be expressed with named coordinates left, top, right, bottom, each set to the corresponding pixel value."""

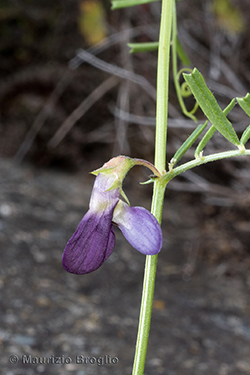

left=113, top=201, right=163, bottom=255
left=62, top=209, right=115, bottom=275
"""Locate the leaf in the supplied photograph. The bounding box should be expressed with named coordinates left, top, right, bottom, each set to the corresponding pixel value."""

left=194, top=98, right=236, bottom=157
left=236, top=93, right=250, bottom=117
left=127, top=42, right=159, bottom=54
left=111, top=0, right=159, bottom=9
left=176, top=37, right=191, bottom=66
left=240, top=124, right=250, bottom=145
left=183, top=68, right=240, bottom=146
left=170, top=122, right=208, bottom=166
left=194, top=126, right=216, bottom=158
left=236, top=94, right=250, bottom=146
left=128, top=39, right=190, bottom=63
left=78, top=0, right=107, bottom=46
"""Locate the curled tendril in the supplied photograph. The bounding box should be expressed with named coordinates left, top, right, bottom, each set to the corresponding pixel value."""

left=173, top=68, right=199, bottom=121
left=180, top=82, right=192, bottom=98
left=177, top=67, right=193, bottom=80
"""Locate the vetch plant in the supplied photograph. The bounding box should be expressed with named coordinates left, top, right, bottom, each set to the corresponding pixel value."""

left=63, top=1, right=250, bottom=374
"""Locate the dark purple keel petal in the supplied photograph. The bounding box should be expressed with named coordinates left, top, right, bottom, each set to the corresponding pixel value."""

left=113, top=201, right=163, bottom=255
left=62, top=210, right=116, bottom=275
left=62, top=171, right=120, bottom=275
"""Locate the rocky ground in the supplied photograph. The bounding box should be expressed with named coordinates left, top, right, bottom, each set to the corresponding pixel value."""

left=1, top=157, right=250, bottom=375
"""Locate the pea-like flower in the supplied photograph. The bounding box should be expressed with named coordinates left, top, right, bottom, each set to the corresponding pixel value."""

left=62, top=156, right=163, bottom=275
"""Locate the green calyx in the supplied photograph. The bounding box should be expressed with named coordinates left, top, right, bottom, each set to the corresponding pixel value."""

left=91, top=156, right=135, bottom=185
left=91, top=156, right=161, bottom=200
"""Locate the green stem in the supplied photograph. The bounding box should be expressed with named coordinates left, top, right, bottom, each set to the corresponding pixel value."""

left=132, top=0, right=173, bottom=374
left=154, top=0, right=173, bottom=173
left=163, top=148, right=250, bottom=184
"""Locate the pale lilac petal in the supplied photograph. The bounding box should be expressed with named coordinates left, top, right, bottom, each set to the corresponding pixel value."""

left=113, top=201, right=163, bottom=255
left=89, top=173, right=119, bottom=211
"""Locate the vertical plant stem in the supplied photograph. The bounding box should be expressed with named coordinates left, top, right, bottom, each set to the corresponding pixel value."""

left=155, top=0, right=173, bottom=173
left=132, top=0, right=173, bottom=374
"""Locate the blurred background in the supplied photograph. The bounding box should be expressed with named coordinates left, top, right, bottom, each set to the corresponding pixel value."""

left=1, top=0, right=250, bottom=268
left=1, top=1, right=250, bottom=374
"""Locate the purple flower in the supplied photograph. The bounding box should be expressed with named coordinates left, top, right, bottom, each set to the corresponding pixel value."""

left=62, top=157, right=163, bottom=275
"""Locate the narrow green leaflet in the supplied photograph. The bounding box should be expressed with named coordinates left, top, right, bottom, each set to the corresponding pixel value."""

left=194, top=98, right=236, bottom=158
left=236, top=93, right=250, bottom=117
left=222, top=97, right=237, bottom=116
left=183, top=68, right=240, bottom=147
left=111, top=0, right=159, bottom=9
left=236, top=94, right=250, bottom=145
left=176, top=37, right=191, bottom=66
left=128, top=38, right=190, bottom=63
left=240, top=124, right=250, bottom=145
left=194, top=126, right=216, bottom=158
left=170, top=121, right=208, bottom=167
left=127, top=42, right=159, bottom=54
